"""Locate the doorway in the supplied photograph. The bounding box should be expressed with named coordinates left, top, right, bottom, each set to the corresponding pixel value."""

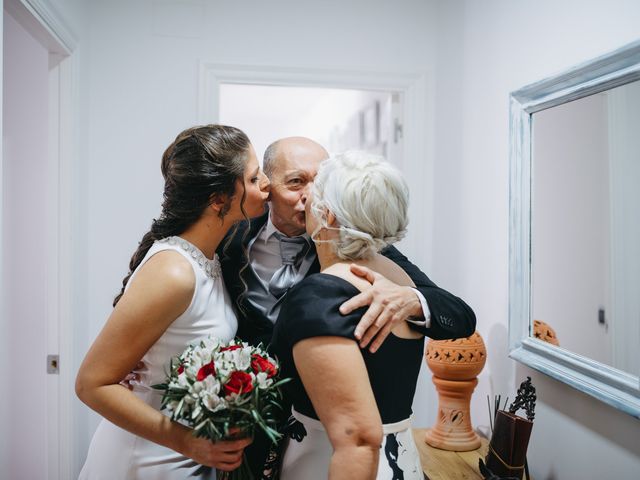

left=207, top=65, right=436, bottom=429
left=218, top=83, right=404, bottom=165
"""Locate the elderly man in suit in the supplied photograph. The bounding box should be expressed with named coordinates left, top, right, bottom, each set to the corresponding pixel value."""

left=220, top=136, right=475, bottom=350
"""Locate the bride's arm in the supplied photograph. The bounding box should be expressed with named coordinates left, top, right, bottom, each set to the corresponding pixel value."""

left=293, top=336, right=382, bottom=480
left=75, top=251, right=250, bottom=470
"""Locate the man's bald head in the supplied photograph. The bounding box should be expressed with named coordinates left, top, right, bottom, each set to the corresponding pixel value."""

left=263, top=137, right=328, bottom=180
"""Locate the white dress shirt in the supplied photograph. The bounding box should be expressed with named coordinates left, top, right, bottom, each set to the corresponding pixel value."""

left=250, top=215, right=430, bottom=327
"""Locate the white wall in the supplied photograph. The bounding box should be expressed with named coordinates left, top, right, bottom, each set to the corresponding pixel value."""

left=434, top=1, right=640, bottom=478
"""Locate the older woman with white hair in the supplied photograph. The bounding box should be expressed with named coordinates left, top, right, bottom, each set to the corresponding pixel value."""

left=271, top=151, right=425, bottom=479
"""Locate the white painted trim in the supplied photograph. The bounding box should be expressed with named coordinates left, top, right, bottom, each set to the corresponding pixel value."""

left=4, top=0, right=76, bottom=54
left=0, top=4, right=6, bottom=474
left=56, top=51, right=79, bottom=480
left=46, top=61, right=61, bottom=480
left=198, top=63, right=433, bottom=262
left=198, top=63, right=426, bottom=123
left=509, top=39, right=640, bottom=418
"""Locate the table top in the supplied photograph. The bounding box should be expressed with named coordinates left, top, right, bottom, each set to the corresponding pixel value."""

left=413, top=428, right=489, bottom=480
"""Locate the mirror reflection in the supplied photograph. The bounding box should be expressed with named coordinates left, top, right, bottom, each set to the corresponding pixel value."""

left=531, top=80, right=640, bottom=378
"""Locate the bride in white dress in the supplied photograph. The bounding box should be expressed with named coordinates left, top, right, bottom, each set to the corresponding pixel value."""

left=76, top=125, right=270, bottom=479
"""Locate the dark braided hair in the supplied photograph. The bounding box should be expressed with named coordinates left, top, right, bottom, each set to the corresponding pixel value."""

left=113, top=125, right=250, bottom=307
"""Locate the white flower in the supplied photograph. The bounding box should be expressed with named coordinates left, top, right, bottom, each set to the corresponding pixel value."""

left=192, top=346, right=211, bottom=366
left=201, top=336, right=220, bottom=351
left=222, top=347, right=251, bottom=371
left=239, top=347, right=253, bottom=369
left=216, top=361, right=233, bottom=379
left=202, top=375, right=220, bottom=395
left=186, top=365, right=199, bottom=379
left=202, top=391, right=224, bottom=412
left=255, top=371, right=273, bottom=389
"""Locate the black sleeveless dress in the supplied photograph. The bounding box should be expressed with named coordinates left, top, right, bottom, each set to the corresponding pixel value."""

left=270, top=273, right=425, bottom=479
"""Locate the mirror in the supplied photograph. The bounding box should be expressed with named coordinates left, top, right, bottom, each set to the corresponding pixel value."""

left=509, top=40, right=640, bottom=417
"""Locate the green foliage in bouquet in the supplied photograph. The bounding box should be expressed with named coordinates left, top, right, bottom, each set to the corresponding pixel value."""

left=152, top=337, right=290, bottom=478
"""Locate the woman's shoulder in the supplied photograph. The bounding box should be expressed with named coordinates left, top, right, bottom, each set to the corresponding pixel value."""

left=276, top=273, right=362, bottom=344
left=129, top=249, right=196, bottom=298
left=288, top=273, right=358, bottom=302
left=115, top=248, right=196, bottom=324
left=298, top=271, right=359, bottom=289
left=143, top=248, right=195, bottom=279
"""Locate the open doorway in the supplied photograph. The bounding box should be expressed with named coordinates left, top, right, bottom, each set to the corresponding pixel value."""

left=200, top=63, right=429, bottom=266
left=218, top=84, right=404, bottom=165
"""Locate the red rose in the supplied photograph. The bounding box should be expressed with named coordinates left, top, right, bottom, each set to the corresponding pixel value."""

left=177, top=364, right=184, bottom=374
left=251, top=354, right=277, bottom=378
left=196, top=361, right=216, bottom=381
left=220, top=345, right=242, bottom=352
left=223, top=371, right=254, bottom=395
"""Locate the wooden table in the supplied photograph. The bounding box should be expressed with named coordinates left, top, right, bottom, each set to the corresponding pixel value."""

left=412, top=429, right=488, bottom=480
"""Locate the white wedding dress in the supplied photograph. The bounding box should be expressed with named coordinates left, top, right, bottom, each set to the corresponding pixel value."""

left=79, top=236, right=238, bottom=479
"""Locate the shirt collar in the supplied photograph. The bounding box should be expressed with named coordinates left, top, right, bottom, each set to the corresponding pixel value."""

left=264, top=213, right=311, bottom=245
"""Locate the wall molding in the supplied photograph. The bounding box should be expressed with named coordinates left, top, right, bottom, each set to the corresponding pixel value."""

left=5, top=0, right=77, bottom=54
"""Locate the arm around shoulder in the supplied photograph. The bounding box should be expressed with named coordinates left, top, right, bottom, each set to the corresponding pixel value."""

left=382, top=245, right=476, bottom=339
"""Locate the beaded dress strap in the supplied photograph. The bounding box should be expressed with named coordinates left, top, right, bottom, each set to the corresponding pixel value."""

left=157, top=236, right=221, bottom=279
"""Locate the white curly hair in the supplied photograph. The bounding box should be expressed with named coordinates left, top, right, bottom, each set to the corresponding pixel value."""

left=309, top=150, right=409, bottom=260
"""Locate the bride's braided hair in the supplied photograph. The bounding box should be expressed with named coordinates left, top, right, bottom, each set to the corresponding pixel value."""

left=113, top=125, right=250, bottom=307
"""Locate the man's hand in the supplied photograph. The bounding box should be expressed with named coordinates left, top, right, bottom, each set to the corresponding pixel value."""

left=119, top=361, right=145, bottom=390
left=340, top=264, right=423, bottom=353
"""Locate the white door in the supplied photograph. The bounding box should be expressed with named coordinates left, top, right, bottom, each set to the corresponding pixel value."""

left=2, top=6, right=70, bottom=479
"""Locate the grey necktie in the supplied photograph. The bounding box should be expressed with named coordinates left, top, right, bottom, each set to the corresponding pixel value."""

left=268, top=233, right=309, bottom=298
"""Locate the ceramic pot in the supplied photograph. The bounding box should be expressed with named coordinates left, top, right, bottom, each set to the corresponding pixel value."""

left=424, top=331, right=487, bottom=451
left=532, top=319, right=560, bottom=346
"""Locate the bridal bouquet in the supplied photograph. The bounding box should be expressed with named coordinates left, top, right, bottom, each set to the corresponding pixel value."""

left=153, top=337, right=289, bottom=479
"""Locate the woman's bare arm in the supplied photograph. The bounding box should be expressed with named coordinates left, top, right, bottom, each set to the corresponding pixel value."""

left=294, top=336, right=383, bottom=480
left=75, top=251, right=250, bottom=470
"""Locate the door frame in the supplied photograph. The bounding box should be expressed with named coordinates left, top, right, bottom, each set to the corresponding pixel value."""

left=1, top=0, right=78, bottom=478
left=198, top=62, right=434, bottom=264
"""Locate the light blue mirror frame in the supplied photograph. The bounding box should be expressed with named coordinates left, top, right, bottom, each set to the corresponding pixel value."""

left=509, top=40, right=640, bottom=418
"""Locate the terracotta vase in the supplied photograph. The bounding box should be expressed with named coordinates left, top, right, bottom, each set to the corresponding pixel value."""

left=424, top=331, right=487, bottom=451
left=532, top=319, right=560, bottom=346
